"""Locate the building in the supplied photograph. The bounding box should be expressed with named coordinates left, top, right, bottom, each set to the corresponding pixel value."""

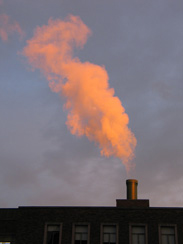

left=0, top=179, right=182, bottom=244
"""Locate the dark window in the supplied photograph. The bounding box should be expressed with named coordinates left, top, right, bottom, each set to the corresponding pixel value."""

left=103, top=225, right=116, bottom=244
left=74, top=225, right=88, bottom=244
left=161, top=227, right=176, bottom=244
left=46, top=225, right=60, bottom=244
left=131, top=226, right=146, bottom=244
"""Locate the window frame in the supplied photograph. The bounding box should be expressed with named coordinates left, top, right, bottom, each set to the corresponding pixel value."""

left=100, top=223, right=118, bottom=244
left=129, top=223, right=148, bottom=244
left=158, top=224, right=178, bottom=244
left=72, top=223, right=90, bottom=244
left=43, top=222, right=62, bottom=244
left=0, top=235, right=15, bottom=244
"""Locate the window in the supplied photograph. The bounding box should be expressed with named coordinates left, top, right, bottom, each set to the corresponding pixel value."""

left=43, top=224, right=62, bottom=244
left=73, top=224, right=89, bottom=244
left=159, top=226, right=177, bottom=244
left=0, top=235, right=14, bottom=244
left=102, top=225, right=117, bottom=244
left=130, top=225, right=146, bottom=244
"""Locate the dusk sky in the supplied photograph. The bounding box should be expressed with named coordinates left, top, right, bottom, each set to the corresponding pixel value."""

left=0, top=0, right=182, bottom=208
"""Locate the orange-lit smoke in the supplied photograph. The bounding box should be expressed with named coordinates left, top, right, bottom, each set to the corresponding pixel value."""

left=0, top=13, right=24, bottom=42
left=23, top=15, right=137, bottom=171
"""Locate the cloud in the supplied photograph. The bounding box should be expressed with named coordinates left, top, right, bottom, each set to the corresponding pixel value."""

left=0, top=13, right=24, bottom=42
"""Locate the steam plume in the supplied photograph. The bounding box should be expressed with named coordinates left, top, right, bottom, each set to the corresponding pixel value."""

left=0, top=13, right=24, bottom=42
left=23, top=15, right=136, bottom=171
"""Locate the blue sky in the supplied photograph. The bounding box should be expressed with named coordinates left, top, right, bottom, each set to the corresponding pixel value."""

left=0, top=0, right=182, bottom=207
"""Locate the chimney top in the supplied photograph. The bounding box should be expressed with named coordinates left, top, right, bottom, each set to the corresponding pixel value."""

left=126, top=179, right=138, bottom=200
left=116, top=179, right=149, bottom=208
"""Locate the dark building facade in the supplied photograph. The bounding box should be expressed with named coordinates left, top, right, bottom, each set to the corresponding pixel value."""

left=0, top=179, right=182, bottom=244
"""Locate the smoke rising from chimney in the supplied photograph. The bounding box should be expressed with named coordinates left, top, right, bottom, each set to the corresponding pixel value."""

left=22, top=15, right=137, bottom=171
left=0, top=13, right=24, bottom=42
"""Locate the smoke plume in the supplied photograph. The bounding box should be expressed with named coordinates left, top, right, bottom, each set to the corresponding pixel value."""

left=23, top=15, right=136, bottom=171
left=0, top=13, right=24, bottom=42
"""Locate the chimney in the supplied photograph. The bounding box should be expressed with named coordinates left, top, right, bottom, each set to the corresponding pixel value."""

left=116, top=179, right=149, bottom=208
left=126, top=179, right=138, bottom=200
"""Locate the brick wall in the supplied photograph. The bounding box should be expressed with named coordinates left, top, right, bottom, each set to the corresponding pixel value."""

left=0, top=206, right=183, bottom=243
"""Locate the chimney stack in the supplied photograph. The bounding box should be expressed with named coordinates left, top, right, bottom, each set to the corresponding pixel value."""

left=116, top=179, right=149, bottom=207
left=126, top=179, right=138, bottom=200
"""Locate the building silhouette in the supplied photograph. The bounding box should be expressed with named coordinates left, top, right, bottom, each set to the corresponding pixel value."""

left=0, top=179, right=182, bottom=244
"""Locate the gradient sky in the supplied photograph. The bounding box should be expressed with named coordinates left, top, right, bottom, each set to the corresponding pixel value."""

left=0, top=0, right=182, bottom=208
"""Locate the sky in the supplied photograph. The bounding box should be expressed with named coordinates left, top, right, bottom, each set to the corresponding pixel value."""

left=0, top=0, right=182, bottom=208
